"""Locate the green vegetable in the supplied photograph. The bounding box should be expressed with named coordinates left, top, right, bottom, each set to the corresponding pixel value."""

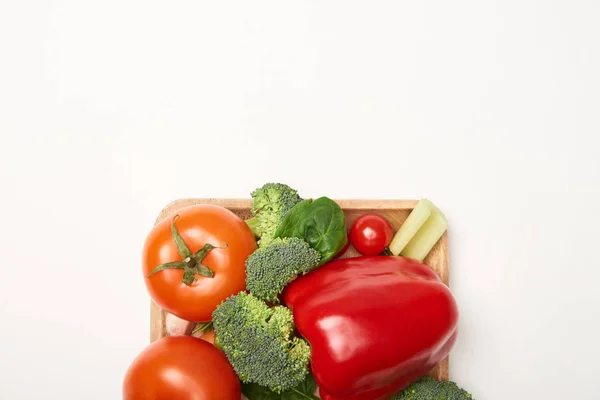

left=246, top=237, right=321, bottom=302
left=274, top=197, right=347, bottom=265
left=242, top=374, right=318, bottom=400
left=246, top=183, right=303, bottom=247
left=391, top=377, right=473, bottom=399
left=212, top=291, right=311, bottom=393
left=388, top=198, right=448, bottom=261
left=388, top=199, right=432, bottom=256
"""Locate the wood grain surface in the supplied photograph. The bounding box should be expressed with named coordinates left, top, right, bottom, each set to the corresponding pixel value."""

left=149, top=198, right=451, bottom=382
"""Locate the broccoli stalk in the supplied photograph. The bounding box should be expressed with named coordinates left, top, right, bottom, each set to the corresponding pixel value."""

left=245, top=237, right=321, bottom=303
left=246, top=183, right=302, bottom=247
left=391, top=376, right=473, bottom=399
left=244, top=215, right=262, bottom=237
left=212, top=292, right=311, bottom=393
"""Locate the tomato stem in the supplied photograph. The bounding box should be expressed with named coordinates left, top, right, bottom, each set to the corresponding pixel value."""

left=185, top=257, right=197, bottom=268
left=192, top=321, right=214, bottom=335
left=171, top=215, right=192, bottom=258
left=146, top=216, right=224, bottom=285
left=147, top=261, right=186, bottom=278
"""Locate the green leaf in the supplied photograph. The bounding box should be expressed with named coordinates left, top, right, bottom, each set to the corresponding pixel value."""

left=171, top=215, right=192, bottom=259
left=274, top=197, right=347, bottom=265
left=284, top=374, right=319, bottom=400
left=242, top=374, right=318, bottom=400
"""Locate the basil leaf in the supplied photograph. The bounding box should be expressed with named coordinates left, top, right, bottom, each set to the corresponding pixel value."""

left=242, top=374, right=319, bottom=400
left=241, top=383, right=278, bottom=400
left=274, top=197, right=347, bottom=265
left=282, top=374, right=319, bottom=400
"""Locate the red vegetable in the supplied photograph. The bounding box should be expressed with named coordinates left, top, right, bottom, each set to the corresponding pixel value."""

left=349, top=214, right=393, bottom=256
left=142, top=204, right=257, bottom=322
left=122, top=336, right=240, bottom=400
left=282, top=256, right=458, bottom=400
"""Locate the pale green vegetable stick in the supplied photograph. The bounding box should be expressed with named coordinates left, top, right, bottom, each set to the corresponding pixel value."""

left=400, top=199, right=448, bottom=261
left=388, top=199, right=432, bottom=256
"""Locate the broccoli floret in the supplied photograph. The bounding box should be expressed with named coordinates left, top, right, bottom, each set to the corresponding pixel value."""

left=246, top=183, right=302, bottom=247
left=212, top=292, right=311, bottom=393
left=391, top=376, right=473, bottom=400
left=245, top=237, right=321, bottom=302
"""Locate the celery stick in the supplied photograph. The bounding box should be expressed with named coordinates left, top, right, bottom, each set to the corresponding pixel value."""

left=400, top=199, right=448, bottom=261
left=389, top=200, right=431, bottom=256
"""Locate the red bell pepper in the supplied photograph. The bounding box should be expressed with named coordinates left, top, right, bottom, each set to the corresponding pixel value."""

left=282, top=256, right=459, bottom=400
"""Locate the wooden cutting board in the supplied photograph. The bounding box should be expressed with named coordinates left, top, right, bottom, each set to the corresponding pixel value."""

left=149, top=198, right=450, bottom=381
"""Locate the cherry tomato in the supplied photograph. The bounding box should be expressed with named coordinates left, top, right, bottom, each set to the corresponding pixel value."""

left=349, top=214, right=393, bottom=256
left=123, top=336, right=240, bottom=400
left=143, top=204, right=257, bottom=321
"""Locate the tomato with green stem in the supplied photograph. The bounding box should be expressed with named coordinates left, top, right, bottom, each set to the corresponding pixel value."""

left=142, top=204, right=257, bottom=322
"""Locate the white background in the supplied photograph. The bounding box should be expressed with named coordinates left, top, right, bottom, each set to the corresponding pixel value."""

left=1, top=1, right=599, bottom=399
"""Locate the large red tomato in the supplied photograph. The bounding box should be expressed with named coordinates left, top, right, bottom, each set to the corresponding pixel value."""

left=143, top=204, right=257, bottom=321
left=123, top=336, right=240, bottom=400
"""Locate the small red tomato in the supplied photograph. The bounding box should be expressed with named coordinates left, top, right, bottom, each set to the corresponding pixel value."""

left=349, top=214, right=393, bottom=256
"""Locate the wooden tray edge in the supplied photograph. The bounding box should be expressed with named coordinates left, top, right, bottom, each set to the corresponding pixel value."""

left=156, top=198, right=421, bottom=224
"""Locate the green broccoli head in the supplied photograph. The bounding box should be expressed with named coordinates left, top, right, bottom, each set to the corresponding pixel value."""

left=245, top=237, right=321, bottom=303
left=391, top=376, right=473, bottom=400
left=246, top=183, right=302, bottom=247
left=212, top=292, right=311, bottom=393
